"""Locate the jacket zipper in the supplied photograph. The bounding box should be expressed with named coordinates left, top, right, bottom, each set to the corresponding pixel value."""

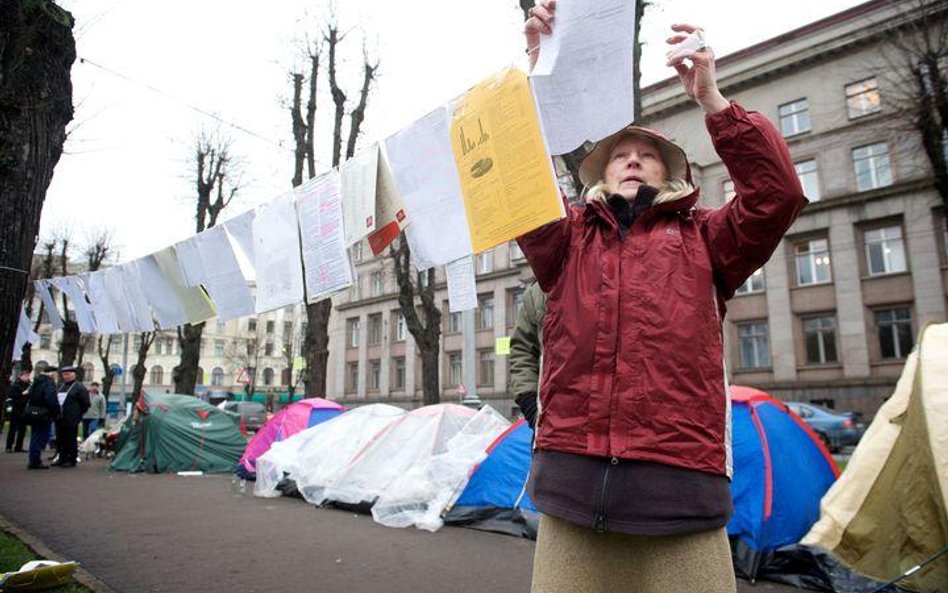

left=594, top=457, right=619, bottom=532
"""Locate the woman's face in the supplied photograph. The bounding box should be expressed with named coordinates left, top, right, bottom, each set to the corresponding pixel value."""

left=603, top=136, right=668, bottom=200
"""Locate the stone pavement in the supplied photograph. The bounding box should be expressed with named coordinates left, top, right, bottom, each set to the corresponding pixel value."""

left=0, top=451, right=801, bottom=593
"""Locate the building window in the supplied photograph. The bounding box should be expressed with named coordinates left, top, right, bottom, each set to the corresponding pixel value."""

left=794, top=159, right=820, bottom=201
left=778, top=98, right=810, bottom=137
left=738, top=322, right=771, bottom=369
left=39, top=333, right=51, bottom=349
left=367, top=314, right=383, bottom=345
left=370, top=271, right=384, bottom=296
left=216, top=320, right=226, bottom=333
left=346, top=362, right=359, bottom=393
left=846, top=78, right=882, bottom=119
left=875, top=307, right=914, bottom=359
left=735, top=268, right=765, bottom=295
left=350, top=277, right=362, bottom=300
left=211, top=367, right=224, bottom=386
left=448, top=352, right=463, bottom=387
left=509, top=241, right=525, bottom=262
left=263, top=342, right=273, bottom=356
left=283, top=321, right=293, bottom=339
left=394, top=313, right=407, bottom=342
left=448, top=311, right=462, bottom=334
left=248, top=318, right=257, bottom=333
left=722, top=179, right=736, bottom=203
left=262, top=367, right=274, bottom=386
left=265, top=320, right=274, bottom=334
left=853, top=142, right=892, bottom=191
left=477, top=251, right=493, bottom=274
left=478, top=350, right=495, bottom=387
left=865, top=225, right=907, bottom=276
left=150, top=365, right=164, bottom=385
left=509, top=289, right=525, bottom=325
left=392, top=357, right=406, bottom=390
left=795, top=238, right=832, bottom=285
left=346, top=318, right=361, bottom=348
left=214, top=339, right=225, bottom=357
left=419, top=271, right=431, bottom=289
left=368, top=360, right=381, bottom=391
left=803, top=315, right=838, bottom=365
left=352, top=241, right=363, bottom=262
left=477, top=295, right=494, bottom=330
left=196, top=367, right=204, bottom=386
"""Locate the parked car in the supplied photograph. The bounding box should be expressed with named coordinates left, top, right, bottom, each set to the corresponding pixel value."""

left=203, top=390, right=235, bottom=406
left=785, top=402, right=865, bottom=453
left=217, top=401, right=267, bottom=432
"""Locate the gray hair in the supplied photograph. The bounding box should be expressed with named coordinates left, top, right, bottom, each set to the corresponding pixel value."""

left=582, top=178, right=695, bottom=206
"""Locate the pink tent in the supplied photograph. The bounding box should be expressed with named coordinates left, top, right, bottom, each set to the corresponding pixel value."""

left=237, top=398, right=344, bottom=477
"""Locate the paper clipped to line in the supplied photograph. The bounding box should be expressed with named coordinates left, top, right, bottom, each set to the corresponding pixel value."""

left=296, top=171, right=355, bottom=302
left=340, top=144, right=379, bottom=247
left=445, top=257, right=477, bottom=312
left=253, top=192, right=306, bottom=314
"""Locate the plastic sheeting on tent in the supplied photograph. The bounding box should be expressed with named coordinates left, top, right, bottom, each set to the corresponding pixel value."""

left=371, top=405, right=510, bottom=531
left=238, top=397, right=344, bottom=478
left=254, top=403, right=405, bottom=500
left=111, top=392, right=245, bottom=474
left=445, top=419, right=539, bottom=538
left=322, top=404, right=477, bottom=508
left=727, top=385, right=839, bottom=579
left=802, top=323, right=948, bottom=592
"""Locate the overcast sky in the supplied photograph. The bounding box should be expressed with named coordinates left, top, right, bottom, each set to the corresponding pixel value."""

left=43, top=0, right=868, bottom=263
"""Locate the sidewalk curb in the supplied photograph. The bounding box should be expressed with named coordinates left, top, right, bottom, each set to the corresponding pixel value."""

left=0, top=514, right=120, bottom=593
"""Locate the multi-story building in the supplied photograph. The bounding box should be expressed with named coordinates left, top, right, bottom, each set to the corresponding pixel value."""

left=326, top=0, right=948, bottom=420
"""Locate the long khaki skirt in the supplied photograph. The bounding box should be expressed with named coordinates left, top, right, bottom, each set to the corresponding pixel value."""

left=531, top=514, right=736, bottom=593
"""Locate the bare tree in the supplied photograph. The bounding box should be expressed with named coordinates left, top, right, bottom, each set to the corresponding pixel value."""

left=0, top=1, right=75, bottom=393
left=97, top=334, right=116, bottom=412
left=175, top=131, right=239, bottom=395
left=57, top=235, right=81, bottom=367
left=130, top=332, right=157, bottom=403
left=390, top=236, right=442, bottom=405
left=877, top=0, right=948, bottom=211
left=292, top=20, right=378, bottom=397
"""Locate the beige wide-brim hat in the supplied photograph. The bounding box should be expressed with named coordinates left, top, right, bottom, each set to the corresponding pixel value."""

left=578, top=126, right=690, bottom=188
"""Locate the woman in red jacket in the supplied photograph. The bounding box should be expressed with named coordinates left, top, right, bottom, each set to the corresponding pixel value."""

left=520, top=3, right=808, bottom=592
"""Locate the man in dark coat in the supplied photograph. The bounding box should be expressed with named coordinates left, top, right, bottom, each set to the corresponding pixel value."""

left=5, top=367, right=31, bottom=453
left=26, top=365, right=60, bottom=470
left=53, top=366, right=90, bottom=468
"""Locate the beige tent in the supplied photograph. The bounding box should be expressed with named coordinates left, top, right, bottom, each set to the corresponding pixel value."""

left=802, top=323, right=948, bottom=592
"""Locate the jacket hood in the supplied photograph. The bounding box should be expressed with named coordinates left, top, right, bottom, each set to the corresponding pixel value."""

left=578, top=125, right=691, bottom=188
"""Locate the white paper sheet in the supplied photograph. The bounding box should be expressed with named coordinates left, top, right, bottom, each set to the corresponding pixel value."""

left=366, top=149, right=410, bottom=256
left=135, top=253, right=190, bottom=329
left=384, top=106, right=472, bottom=270
left=193, top=225, right=255, bottom=320
left=84, top=271, right=120, bottom=335
left=120, top=261, right=156, bottom=332
left=48, top=276, right=97, bottom=333
left=445, top=257, right=477, bottom=312
left=13, top=306, right=39, bottom=361
left=101, top=267, right=136, bottom=333
left=340, top=144, right=379, bottom=246
left=222, top=209, right=256, bottom=266
left=174, top=236, right=207, bottom=287
left=530, top=0, right=637, bottom=155
left=154, top=247, right=217, bottom=325
left=253, top=192, right=306, bottom=313
left=296, top=171, right=355, bottom=302
left=34, top=280, right=63, bottom=329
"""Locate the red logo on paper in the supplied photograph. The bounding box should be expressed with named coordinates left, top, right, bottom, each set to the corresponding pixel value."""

left=366, top=216, right=374, bottom=228
left=395, top=210, right=406, bottom=222
left=197, top=410, right=211, bottom=420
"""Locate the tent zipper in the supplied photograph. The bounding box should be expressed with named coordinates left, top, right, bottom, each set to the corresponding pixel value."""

left=594, top=457, right=619, bottom=532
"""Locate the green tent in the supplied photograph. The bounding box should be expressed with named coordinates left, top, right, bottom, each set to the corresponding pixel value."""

left=111, top=391, right=246, bottom=474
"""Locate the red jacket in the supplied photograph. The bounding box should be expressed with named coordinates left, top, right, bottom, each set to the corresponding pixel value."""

left=518, top=103, right=806, bottom=476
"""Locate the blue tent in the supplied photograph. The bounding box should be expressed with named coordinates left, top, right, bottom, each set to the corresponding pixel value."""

left=446, top=420, right=539, bottom=538
left=727, top=385, right=839, bottom=579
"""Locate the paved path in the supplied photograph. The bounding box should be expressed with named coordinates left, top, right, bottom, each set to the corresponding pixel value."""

left=0, top=452, right=800, bottom=593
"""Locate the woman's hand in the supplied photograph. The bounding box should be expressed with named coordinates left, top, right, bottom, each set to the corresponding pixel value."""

left=524, top=0, right=556, bottom=71
left=666, top=24, right=729, bottom=114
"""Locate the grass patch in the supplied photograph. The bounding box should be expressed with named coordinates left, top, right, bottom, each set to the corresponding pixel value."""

left=0, top=530, right=92, bottom=592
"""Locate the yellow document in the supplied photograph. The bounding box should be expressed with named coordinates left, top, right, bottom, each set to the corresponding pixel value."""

left=154, top=246, right=218, bottom=324
left=450, top=67, right=564, bottom=253
left=495, top=337, right=511, bottom=356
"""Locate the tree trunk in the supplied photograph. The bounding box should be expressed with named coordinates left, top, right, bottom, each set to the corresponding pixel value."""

left=302, top=300, right=331, bottom=397
left=131, top=333, right=155, bottom=404
left=174, top=322, right=204, bottom=394
left=59, top=319, right=80, bottom=366
left=0, top=1, right=75, bottom=391
left=420, top=347, right=440, bottom=406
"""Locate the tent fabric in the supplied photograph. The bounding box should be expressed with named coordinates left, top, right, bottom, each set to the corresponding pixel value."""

left=726, top=385, right=839, bottom=579
left=238, top=397, right=344, bottom=476
left=322, top=404, right=477, bottom=507
left=803, top=323, right=948, bottom=592
left=371, top=406, right=511, bottom=531
left=446, top=420, right=539, bottom=538
left=254, top=403, right=405, bottom=500
left=111, top=392, right=245, bottom=474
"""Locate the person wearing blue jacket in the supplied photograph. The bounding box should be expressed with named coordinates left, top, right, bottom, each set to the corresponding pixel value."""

left=25, top=365, right=61, bottom=470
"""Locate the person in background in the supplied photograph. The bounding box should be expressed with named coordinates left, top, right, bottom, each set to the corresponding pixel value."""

left=509, top=281, right=545, bottom=429
left=82, top=382, right=106, bottom=440
left=518, top=3, right=807, bottom=592
left=25, top=365, right=60, bottom=470
left=5, top=367, right=32, bottom=453
left=52, top=366, right=90, bottom=468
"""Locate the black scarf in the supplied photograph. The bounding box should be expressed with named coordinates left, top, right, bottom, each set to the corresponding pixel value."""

left=606, top=185, right=659, bottom=236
